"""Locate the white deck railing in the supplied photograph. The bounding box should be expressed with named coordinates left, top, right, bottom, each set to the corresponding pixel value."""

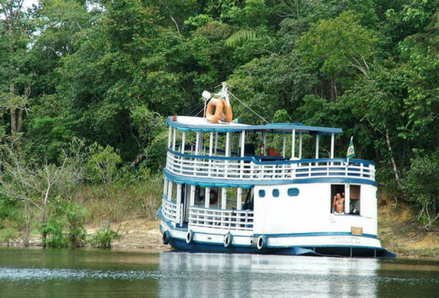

left=161, top=195, right=179, bottom=222
left=166, top=149, right=375, bottom=183
left=189, top=207, right=254, bottom=232
left=160, top=196, right=254, bottom=232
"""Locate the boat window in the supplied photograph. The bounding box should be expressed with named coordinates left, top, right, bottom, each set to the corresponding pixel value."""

left=259, top=189, right=266, bottom=197
left=272, top=189, right=279, bottom=197
left=331, top=184, right=345, bottom=214
left=330, top=184, right=361, bottom=215
left=350, top=185, right=361, bottom=215
left=287, top=188, right=300, bottom=196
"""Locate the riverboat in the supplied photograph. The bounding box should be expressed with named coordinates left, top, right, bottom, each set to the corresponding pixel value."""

left=158, top=83, right=396, bottom=258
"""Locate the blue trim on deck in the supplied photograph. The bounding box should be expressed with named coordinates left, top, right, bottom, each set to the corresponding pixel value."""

left=164, top=168, right=378, bottom=187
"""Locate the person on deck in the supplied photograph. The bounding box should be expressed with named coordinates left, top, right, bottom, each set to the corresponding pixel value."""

left=332, top=193, right=345, bottom=214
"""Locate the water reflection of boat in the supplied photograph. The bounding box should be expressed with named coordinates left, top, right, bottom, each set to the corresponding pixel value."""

left=159, top=252, right=379, bottom=298
left=158, top=83, right=395, bottom=258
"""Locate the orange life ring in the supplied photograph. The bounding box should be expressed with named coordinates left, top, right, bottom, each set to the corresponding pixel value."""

left=206, top=97, right=233, bottom=123
left=223, top=99, right=233, bottom=123
left=209, top=190, right=218, bottom=205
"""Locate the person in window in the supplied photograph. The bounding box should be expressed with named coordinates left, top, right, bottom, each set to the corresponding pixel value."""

left=332, top=193, right=345, bottom=214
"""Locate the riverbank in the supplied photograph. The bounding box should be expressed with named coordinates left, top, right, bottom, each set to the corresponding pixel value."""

left=0, top=218, right=171, bottom=252
left=377, top=199, right=439, bottom=258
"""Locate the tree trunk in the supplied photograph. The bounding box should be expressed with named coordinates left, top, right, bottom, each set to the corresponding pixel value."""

left=385, top=129, right=403, bottom=188
left=41, top=198, right=47, bottom=248
left=24, top=204, right=31, bottom=247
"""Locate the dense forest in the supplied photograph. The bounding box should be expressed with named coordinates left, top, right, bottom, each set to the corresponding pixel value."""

left=1, top=0, right=439, bottom=247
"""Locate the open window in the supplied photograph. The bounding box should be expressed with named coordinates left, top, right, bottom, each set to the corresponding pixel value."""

left=349, top=185, right=361, bottom=215
left=330, top=184, right=361, bottom=215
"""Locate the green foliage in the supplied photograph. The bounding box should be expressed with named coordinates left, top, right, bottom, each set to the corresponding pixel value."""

left=64, top=202, right=88, bottom=248
left=0, top=196, right=20, bottom=225
left=0, top=228, right=18, bottom=246
left=86, top=143, right=122, bottom=184
left=341, top=61, right=408, bottom=162
left=184, top=14, right=214, bottom=32
left=40, top=213, right=69, bottom=248
left=226, top=0, right=270, bottom=28
left=272, top=109, right=292, bottom=123
left=225, top=29, right=259, bottom=48
left=297, top=10, right=378, bottom=79
left=38, top=202, right=87, bottom=248
left=399, top=12, right=439, bottom=149
left=89, top=226, right=120, bottom=249
left=404, top=151, right=439, bottom=230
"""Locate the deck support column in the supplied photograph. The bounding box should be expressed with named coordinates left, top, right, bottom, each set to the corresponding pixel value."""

left=209, top=132, right=214, bottom=177
left=240, top=130, right=246, bottom=178
left=345, top=183, right=351, bottom=214
left=330, top=132, right=335, bottom=159
left=195, top=132, right=201, bottom=155
left=214, top=132, right=218, bottom=155
left=167, top=180, right=173, bottom=201
left=181, top=132, right=186, bottom=154
left=226, top=132, right=231, bottom=157
left=209, top=132, right=214, bottom=156
left=168, top=126, right=172, bottom=149
left=237, top=187, right=242, bottom=210
left=299, top=132, right=303, bottom=159
left=190, top=185, right=196, bottom=206
left=205, top=187, right=211, bottom=208
left=291, top=129, right=296, bottom=159
left=282, top=133, right=286, bottom=157
left=315, top=134, right=319, bottom=159
left=163, top=178, right=168, bottom=198
left=173, top=128, right=177, bottom=151
left=177, top=183, right=182, bottom=225
left=221, top=188, right=227, bottom=209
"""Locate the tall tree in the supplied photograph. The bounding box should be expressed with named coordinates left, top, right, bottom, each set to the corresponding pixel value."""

left=399, top=10, right=439, bottom=149
left=0, top=0, right=33, bottom=135
left=296, top=10, right=378, bottom=102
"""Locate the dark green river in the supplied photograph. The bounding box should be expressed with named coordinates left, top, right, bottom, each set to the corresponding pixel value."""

left=0, top=247, right=438, bottom=297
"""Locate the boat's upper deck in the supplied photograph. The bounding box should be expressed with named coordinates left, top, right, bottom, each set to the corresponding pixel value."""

left=165, top=116, right=376, bottom=187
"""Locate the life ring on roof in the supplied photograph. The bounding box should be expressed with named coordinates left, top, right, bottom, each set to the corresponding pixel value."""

left=206, top=97, right=233, bottom=123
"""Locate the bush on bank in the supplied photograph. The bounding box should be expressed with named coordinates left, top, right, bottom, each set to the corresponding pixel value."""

left=0, top=138, right=163, bottom=249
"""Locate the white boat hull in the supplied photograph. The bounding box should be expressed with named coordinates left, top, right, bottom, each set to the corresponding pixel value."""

left=159, top=214, right=395, bottom=258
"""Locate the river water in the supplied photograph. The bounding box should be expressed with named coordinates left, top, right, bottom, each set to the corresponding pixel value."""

left=0, top=248, right=438, bottom=298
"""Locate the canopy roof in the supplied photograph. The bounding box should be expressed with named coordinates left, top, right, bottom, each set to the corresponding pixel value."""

left=167, top=116, right=343, bottom=135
